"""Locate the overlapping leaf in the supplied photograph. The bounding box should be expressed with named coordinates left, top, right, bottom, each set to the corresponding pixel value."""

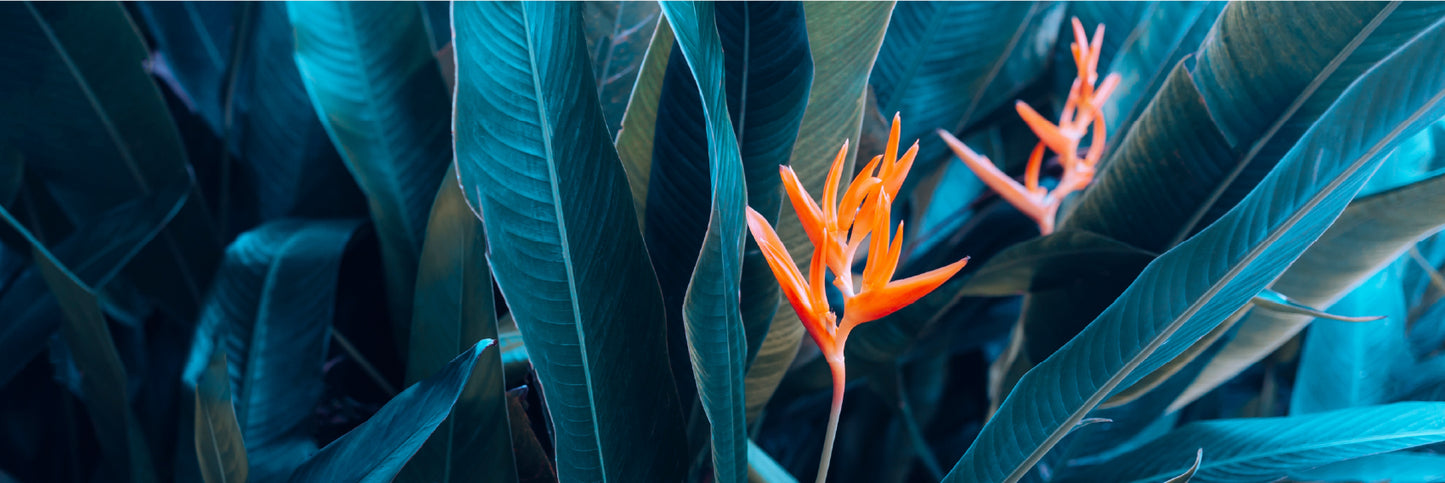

left=289, top=1, right=453, bottom=340
left=452, top=3, right=687, bottom=481
left=945, top=15, right=1445, bottom=482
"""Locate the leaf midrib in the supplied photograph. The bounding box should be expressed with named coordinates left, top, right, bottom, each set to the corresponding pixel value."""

left=1002, top=63, right=1445, bottom=483
left=1133, top=426, right=1445, bottom=482
left=517, top=5, right=608, bottom=480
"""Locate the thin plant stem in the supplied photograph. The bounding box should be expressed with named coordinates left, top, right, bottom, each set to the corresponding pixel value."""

left=816, top=359, right=846, bottom=483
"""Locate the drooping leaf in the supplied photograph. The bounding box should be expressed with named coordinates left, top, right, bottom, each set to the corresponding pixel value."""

left=1061, top=403, right=1445, bottom=483
left=288, top=341, right=493, bottom=483
left=583, top=1, right=663, bottom=138
left=1288, top=451, right=1445, bottom=483
left=743, top=0, right=894, bottom=424
left=615, top=18, right=674, bottom=228
left=0, top=1, right=222, bottom=321
left=33, top=251, right=157, bottom=483
left=183, top=219, right=366, bottom=482
left=945, top=16, right=1445, bottom=482
left=1099, top=1, right=1224, bottom=156
left=289, top=0, right=453, bottom=343
left=1250, top=290, right=1385, bottom=323
left=1178, top=167, right=1445, bottom=410
left=452, top=3, right=687, bottom=481
left=871, top=1, right=1064, bottom=197
left=193, top=349, right=248, bottom=483
left=1161, top=449, right=1202, bottom=483
left=398, top=166, right=516, bottom=483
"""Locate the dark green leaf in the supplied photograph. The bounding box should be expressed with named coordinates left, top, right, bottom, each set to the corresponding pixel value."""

left=744, top=0, right=894, bottom=424
left=453, top=3, right=687, bottom=481
left=0, top=1, right=222, bottom=320
left=289, top=0, right=453, bottom=343
left=183, top=219, right=365, bottom=481
left=871, top=1, right=1064, bottom=197
left=193, top=349, right=248, bottom=483
left=615, top=17, right=673, bottom=228
left=289, top=341, right=494, bottom=483
left=34, top=251, right=157, bottom=483
left=1099, top=1, right=1224, bottom=155
left=945, top=16, right=1445, bottom=482
left=954, top=230, right=1156, bottom=297
left=1062, top=403, right=1445, bottom=483
left=398, top=166, right=516, bottom=482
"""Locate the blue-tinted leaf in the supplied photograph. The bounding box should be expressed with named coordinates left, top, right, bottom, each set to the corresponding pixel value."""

left=452, top=3, right=687, bottom=481
left=398, top=166, right=516, bottom=482
left=743, top=0, right=894, bottom=423
left=1180, top=166, right=1445, bottom=409
left=0, top=1, right=221, bottom=320
left=289, top=0, right=452, bottom=342
left=1360, top=117, right=1445, bottom=197
left=946, top=16, right=1445, bottom=482
left=1292, top=265, right=1410, bottom=414
left=747, top=440, right=797, bottom=483
left=183, top=219, right=365, bottom=481
left=289, top=341, right=493, bottom=483
left=871, top=1, right=1063, bottom=197
left=1289, top=451, right=1445, bottom=483
left=1062, top=403, right=1445, bottom=483
left=647, top=5, right=812, bottom=437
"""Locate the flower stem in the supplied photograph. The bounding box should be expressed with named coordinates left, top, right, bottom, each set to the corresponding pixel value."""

left=816, top=358, right=847, bottom=483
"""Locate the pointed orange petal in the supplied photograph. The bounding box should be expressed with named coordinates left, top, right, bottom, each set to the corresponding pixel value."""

left=883, top=141, right=919, bottom=199
left=1084, top=104, right=1108, bottom=166
left=779, top=166, right=825, bottom=246
left=1016, top=101, right=1076, bottom=158
left=746, top=208, right=820, bottom=327
left=1087, top=24, right=1105, bottom=81
left=837, top=155, right=883, bottom=229
left=1061, top=79, right=1082, bottom=126
left=875, top=220, right=906, bottom=286
left=1024, top=141, right=1045, bottom=192
left=883, top=113, right=902, bottom=179
left=848, top=256, right=969, bottom=324
left=938, top=129, right=1048, bottom=223
left=862, top=190, right=892, bottom=291
left=822, top=140, right=848, bottom=227
left=1071, top=17, right=1088, bottom=56
left=1094, top=73, right=1122, bottom=106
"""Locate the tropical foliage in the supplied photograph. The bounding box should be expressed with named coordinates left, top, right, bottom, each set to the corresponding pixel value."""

left=3, top=2, right=1445, bottom=483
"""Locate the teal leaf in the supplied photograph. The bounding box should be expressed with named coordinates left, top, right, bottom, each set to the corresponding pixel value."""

left=1292, top=266, right=1411, bottom=414
left=183, top=219, right=366, bottom=481
left=289, top=0, right=453, bottom=342
left=1289, top=451, right=1445, bottom=483
left=945, top=15, right=1445, bottom=482
left=289, top=341, right=494, bottom=483
left=193, top=349, right=248, bottom=483
left=747, top=440, right=797, bottom=483
left=0, top=1, right=222, bottom=320
left=646, top=3, right=812, bottom=424
left=1062, top=403, right=1445, bottom=483
left=656, top=1, right=793, bottom=480
left=452, top=2, right=688, bottom=481
left=871, top=1, right=1064, bottom=197
left=1180, top=165, right=1445, bottom=409
left=952, top=230, right=1157, bottom=297
left=398, top=166, right=516, bottom=482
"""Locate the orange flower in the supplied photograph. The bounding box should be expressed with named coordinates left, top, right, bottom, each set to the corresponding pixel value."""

left=939, top=17, right=1122, bottom=235
left=746, top=114, right=967, bottom=364
left=744, top=113, right=967, bottom=483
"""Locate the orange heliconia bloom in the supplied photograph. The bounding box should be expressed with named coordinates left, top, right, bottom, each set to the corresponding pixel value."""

left=745, top=114, right=968, bottom=364
left=939, top=17, right=1122, bottom=235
